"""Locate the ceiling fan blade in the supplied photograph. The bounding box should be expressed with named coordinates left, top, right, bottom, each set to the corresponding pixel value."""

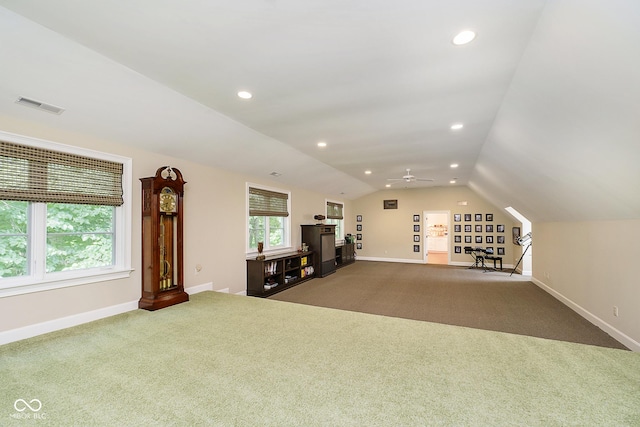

left=415, top=178, right=434, bottom=182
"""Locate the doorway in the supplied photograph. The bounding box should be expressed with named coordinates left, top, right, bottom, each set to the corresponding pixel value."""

left=423, top=211, right=450, bottom=265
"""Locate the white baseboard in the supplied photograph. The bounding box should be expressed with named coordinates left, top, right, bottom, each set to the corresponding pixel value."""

left=186, top=282, right=215, bottom=294
left=532, top=277, right=640, bottom=352
left=357, top=256, right=426, bottom=264
left=0, top=299, right=138, bottom=346
left=1, top=281, right=219, bottom=346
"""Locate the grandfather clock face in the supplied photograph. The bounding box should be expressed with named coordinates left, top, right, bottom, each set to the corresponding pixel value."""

left=159, top=187, right=177, bottom=214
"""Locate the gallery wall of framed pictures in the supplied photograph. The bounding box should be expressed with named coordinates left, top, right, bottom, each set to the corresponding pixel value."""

left=452, top=212, right=506, bottom=256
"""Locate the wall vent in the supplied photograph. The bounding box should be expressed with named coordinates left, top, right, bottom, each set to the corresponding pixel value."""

left=15, top=97, right=65, bottom=115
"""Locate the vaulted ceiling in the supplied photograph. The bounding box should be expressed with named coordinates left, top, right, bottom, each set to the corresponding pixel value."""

left=0, top=0, right=638, bottom=222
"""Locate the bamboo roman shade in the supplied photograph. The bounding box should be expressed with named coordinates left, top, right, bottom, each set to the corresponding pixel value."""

left=0, top=141, right=124, bottom=206
left=327, top=201, right=343, bottom=219
left=249, top=187, right=289, bottom=217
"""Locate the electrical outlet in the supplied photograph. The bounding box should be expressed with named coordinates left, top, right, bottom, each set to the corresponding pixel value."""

left=613, top=306, right=619, bottom=317
left=195, top=264, right=202, bottom=275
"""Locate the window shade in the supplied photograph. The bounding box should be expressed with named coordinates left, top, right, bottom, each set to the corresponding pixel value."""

left=327, top=201, right=343, bottom=219
left=0, top=141, right=124, bottom=206
left=249, top=187, right=289, bottom=217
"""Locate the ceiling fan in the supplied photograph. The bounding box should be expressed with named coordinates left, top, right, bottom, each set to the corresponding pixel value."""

left=387, top=169, right=434, bottom=185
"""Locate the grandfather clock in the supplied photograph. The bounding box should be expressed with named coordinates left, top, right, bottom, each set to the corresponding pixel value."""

left=139, top=166, right=189, bottom=311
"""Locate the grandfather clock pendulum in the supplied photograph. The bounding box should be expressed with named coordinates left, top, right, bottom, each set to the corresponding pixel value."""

left=139, top=166, right=189, bottom=310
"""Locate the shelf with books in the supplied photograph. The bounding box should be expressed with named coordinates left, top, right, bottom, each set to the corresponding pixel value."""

left=247, top=251, right=314, bottom=297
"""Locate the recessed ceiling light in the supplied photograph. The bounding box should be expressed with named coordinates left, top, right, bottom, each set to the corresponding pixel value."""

left=237, top=91, right=252, bottom=99
left=450, top=163, right=459, bottom=168
left=385, top=184, right=391, bottom=188
left=450, top=123, right=464, bottom=130
left=365, top=170, right=372, bottom=175
left=452, top=30, right=476, bottom=45
left=450, top=180, right=457, bottom=184
left=317, top=141, right=327, bottom=148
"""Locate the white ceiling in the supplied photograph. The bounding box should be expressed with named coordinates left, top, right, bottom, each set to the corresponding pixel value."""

left=0, top=0, right=639, bottom=222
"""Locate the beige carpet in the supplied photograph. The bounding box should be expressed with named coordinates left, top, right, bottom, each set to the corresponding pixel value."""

left=270, top=261, right=627, bottom=350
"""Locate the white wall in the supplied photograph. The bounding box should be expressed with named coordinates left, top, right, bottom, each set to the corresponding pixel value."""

left=533, top=220, right=640, bottom=350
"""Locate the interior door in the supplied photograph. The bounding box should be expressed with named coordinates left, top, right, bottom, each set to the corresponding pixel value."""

left=423, top=210, right=451, bottom=265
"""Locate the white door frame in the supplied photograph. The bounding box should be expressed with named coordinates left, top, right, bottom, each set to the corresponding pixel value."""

left=423, top=210, right=451, bottom=264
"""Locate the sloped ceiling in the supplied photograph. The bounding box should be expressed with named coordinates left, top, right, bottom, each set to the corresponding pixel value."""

left=0, top=0, right=638, bottom=222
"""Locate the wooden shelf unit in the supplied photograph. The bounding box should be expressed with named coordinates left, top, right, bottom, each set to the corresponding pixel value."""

left=247, top=251, right=314, bottom=297
left=335, top=242, right=356, bottom=268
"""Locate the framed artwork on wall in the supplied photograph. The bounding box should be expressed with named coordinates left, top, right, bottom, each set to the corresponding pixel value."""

left=413, top=245, right=420, bottom=252
left=414, top=225, right=420, bottom=232
left=475, top=236, right=482, bottom=244
left=475, top=225, right=482, bottom=232
left=357, top=233, right=362, bottom=240
left=384, top=199, right=398, bottom=209
left=497, top=236, right=505, bottom=244
left=475, top=214, right=482, bottom=221
left=357, top=243, right=362, bottom=250
left=414, top=235, right=420, bottom=242
left=464, top=214, right=472, bottom=221
left=454, top=225, right=461, bottom=232
left=413, top=214, right=420, bottom=222
left=455, top=246, right=462, bottom=253
left=497, top=224, right=505, bottom=232
left=454, top=235, right=461, bottom=243
left=356, top=215, right=362, bottom=222
left=497, top=247, right=505, bottom=255
left=465, top=225, right=472, bottom=232
left=465, top=236, right=472, bottom=243
left=454, top=214, right=461, bottom=222
left=486, top=213, right=494, bottom=221
left=486, top=225, right=493, bottom=233
left=357, top=224, right=362, bottom=231
left=486, top=236, right=494, bottom=244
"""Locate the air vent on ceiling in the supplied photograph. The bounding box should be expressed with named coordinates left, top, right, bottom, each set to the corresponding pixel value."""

left=15, top=97, right=65, bottom=115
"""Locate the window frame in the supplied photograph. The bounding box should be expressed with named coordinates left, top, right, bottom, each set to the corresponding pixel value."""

left=246, top=182, right=291, bottom=256
left=0, top=130, right=132, bottom=298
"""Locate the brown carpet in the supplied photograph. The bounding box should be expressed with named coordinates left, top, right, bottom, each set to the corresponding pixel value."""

left=270, top=261, right=628, bottom=350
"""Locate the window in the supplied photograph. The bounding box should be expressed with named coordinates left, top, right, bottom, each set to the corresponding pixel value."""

left=247, top=184, right=290, bottom=253
left=0, top=131, right=132, bottom=297
left=326, top=200, right=344, bottom=243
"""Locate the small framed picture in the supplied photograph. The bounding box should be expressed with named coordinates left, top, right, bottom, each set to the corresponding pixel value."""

left=475, top=213, right=482, bottom=221
left=356, top=215, right=363, bottom=222
left=464, top=214, right=472, bottom=222
left=497, top=247, right=505, bottom=255
left=414, top=235, right=420, bottom=242
left=454, top=225, right=461, bottom=232
left=454, top=214, right=461, bottom=222
left=486, top=225, right=493, bottom=233
left=486, top=213, right=494, bottom=222
left=475, top=236, right=482, bottom=244
left=414, top=225, right=420, bottom=232
left=486, top=236, right=494, bottom=244
left=512, top=227, right=521, bottom=244
left=357, top=243, right=363, bottom=250
left=454, top=235, right=461, bottom=243
left=413, top=214, right=420, bottom=222
left=475, top=225, right=482, bottom=232
left=497, top=236, right=505, bottom=244
left=465, top=236, right=472, bottom=243
left=384, top=199, right=398, bottom=209
left=454, top=246, right=462, bottom=254
left=357, top=233, right=362, bottom=240
left=357, top=224, right=362, bottom=231
left=497, top=224, right=505, bottom=233
left=413, top=245, right=420, bottom=253
left=465, top=225, right=472, bottom=233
